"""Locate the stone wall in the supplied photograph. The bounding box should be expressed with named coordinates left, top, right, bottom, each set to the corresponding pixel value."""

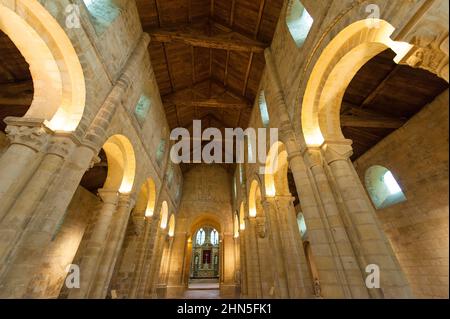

left=354, top=90, right=449, bottom=299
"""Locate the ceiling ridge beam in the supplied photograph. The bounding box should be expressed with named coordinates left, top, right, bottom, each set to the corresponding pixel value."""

left=146, top=26, right=267, bottom=53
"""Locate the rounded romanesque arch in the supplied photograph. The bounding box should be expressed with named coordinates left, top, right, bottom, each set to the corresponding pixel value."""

left=248, top=179, right=264, bottom=218
left=239, top=201, right=246, bottom=230
left=102, top=134, right=136, bottom=193
left=159, top=201, right=169, bottom=229
left=168, top=214, right=176, bottom=237
left=264, top=141, right=289, bottom=197
left=301, top=19, right=414, bottom=146
left=0, top=0, right=85, bottom=131
left=135, top=178, right=157, bottom=217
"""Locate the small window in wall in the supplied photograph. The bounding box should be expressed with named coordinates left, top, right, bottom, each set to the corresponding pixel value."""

left=166, top=165, right=174, bottom=186
left=134, top=94, right=151, bottom=126
left=259, top=92, right=270, bottom=128
left=83, top=0, right=121, bottom=35
left=365, top=165, right=407, bottom=209
left=297, top=213, right=307, bottom=239
left=286, top=0, right=313, bottom=48
left=239, top=164, right=244, bottom=185
left=196, top=228, right=205, bottom=245
left=156, top=138, right=166, bottom=166
left=211, top=229, right=219, bottom=245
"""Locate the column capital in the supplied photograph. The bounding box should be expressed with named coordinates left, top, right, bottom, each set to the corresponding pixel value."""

left=117, top=193, right=136, bottom=208
left=305, top=147, right=323, bottom=168
left=46, top=135, right=76, bottom=158
left=4, top=117, right=51, bottom=152
left=321, top=140, right=353, bottom=164
left=98, top=189, right=119, bottom=205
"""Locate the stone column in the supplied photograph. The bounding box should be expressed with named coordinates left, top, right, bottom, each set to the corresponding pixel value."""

left=133, top=216, right=161, bottom=298
left=262, top=199, right=289, bottom=298
left=244, top=215, right=262, bottom=298
left=306, top=147, right=369, bottom=298
left=238, top=229, right=248, bottom=298
left=0, top=118, right=50, bottom=221
left=271, top=195, right=312, bottom=298
left=0, top=133, right=85, bottom=299
left=128, top=216, right=154, bottom=298
left=68, top=189, right=119, bottom=299
left=323, top=142, right=412, bottom=298
left=146, top=229, right=168, bottom=298
left=89, top=193, right=135, bottom=298
left=166, top=231, right=189, bottom=298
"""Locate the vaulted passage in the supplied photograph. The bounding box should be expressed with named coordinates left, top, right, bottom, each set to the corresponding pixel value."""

left=0, top=0, right=448, bottom=300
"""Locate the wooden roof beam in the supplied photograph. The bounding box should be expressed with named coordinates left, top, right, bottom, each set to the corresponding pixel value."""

left=341, top=114, right=406, bottom=129
left=146, top=28, right=267, bottom=53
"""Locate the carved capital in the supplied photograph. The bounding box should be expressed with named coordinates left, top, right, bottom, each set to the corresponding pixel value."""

left=402, top=44, right=449, bottom=82
left=47, top=137, right=75, bottom=158
left=98, top=189, right=119, bottom=205
left=4, top=117, right=51, bottom=152
left=305, top=148, right=323, bottom=168
left=255, top=216, right=266, bottom=239
left=322, top=141, right=353, bottom=164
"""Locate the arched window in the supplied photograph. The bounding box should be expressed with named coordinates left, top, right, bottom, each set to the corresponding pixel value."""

left=134, top=94, right=151, bottom=126
left=196, top=228, right=205, bottom=245
left=297, top=213, right=307, bottom=239
left=365, top=165, right=407, bottom=209
left=286, top=0, right=313, bottom=48
left=211, top=229, right=219, bottom=245
left=259, top=91, right=270, bottom=127
left=83, top=0, right=121, bottom=34
left=239, top=164, right=244, bottom=185
left=156, top=138, right=166, bottom=166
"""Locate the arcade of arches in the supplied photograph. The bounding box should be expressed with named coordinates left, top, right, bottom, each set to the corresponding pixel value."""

left=0, top=0, right=448, bottom=299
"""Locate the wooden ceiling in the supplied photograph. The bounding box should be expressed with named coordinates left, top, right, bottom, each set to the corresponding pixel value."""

left=0, top=30, right=33, bottom=132
left=342, top=49, right=448, bottom=161
left=136, top=0, right=284, bottom=132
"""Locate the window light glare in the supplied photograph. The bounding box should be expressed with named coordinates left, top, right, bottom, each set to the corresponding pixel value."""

left=383, top=171, right=402, bottom=195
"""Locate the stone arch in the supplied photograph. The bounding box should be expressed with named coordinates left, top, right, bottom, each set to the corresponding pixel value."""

left=135, top=177, right=157, bottom=217
left=0, top=1, right=85, bottom=131
left=102, top=134, right=136, bottom=193
left=168, top=214, right=176, bottom=237
left=189, top=213, right=222, bottom=236
left=159, top=201, right=169, bottom=229
left=301, top=19, right=414, bottom=146
left=248, top=178, right=264, bottom=218
left=239, top=202, right=246, bottom=230
left=264, top=141, right=289, bottom=197
left=234, top=213, right=239, bottom=238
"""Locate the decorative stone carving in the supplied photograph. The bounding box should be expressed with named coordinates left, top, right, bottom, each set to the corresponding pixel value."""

left=313, top=279, right=322, bottom=298
left=255, top=216, right=266, bottom=238
left=47, top=137, right=74, bottom=158
left=5, top=123, right=50, bottom=152
left=322, top=141, right=353, bottom=164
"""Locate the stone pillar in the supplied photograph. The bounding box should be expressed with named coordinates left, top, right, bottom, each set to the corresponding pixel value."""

left=68, top=189, right=119, bottom=299
left=244, top=215, right=262, bottom=298
left=323, top=142, right=412, bottom=298
left=220, top=232, right=237, bottom=297
left=146, top=229, right=168, bottom=298
left=166, top=231, right=189, bottom=298
left=128, top=216, right=155, bottom=298
left=271, top=195, right=312, bottom=298
left=89, top=193, right=135, bottom=298
left=306, top=147, right=369, bottom=298
left=238, top=230, right=248, bottom=298
left=262, top=199, right=289, bottom=298
left=0, top=119, right=50, bottom=221
left=0, top=133, right=86, bottom=298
